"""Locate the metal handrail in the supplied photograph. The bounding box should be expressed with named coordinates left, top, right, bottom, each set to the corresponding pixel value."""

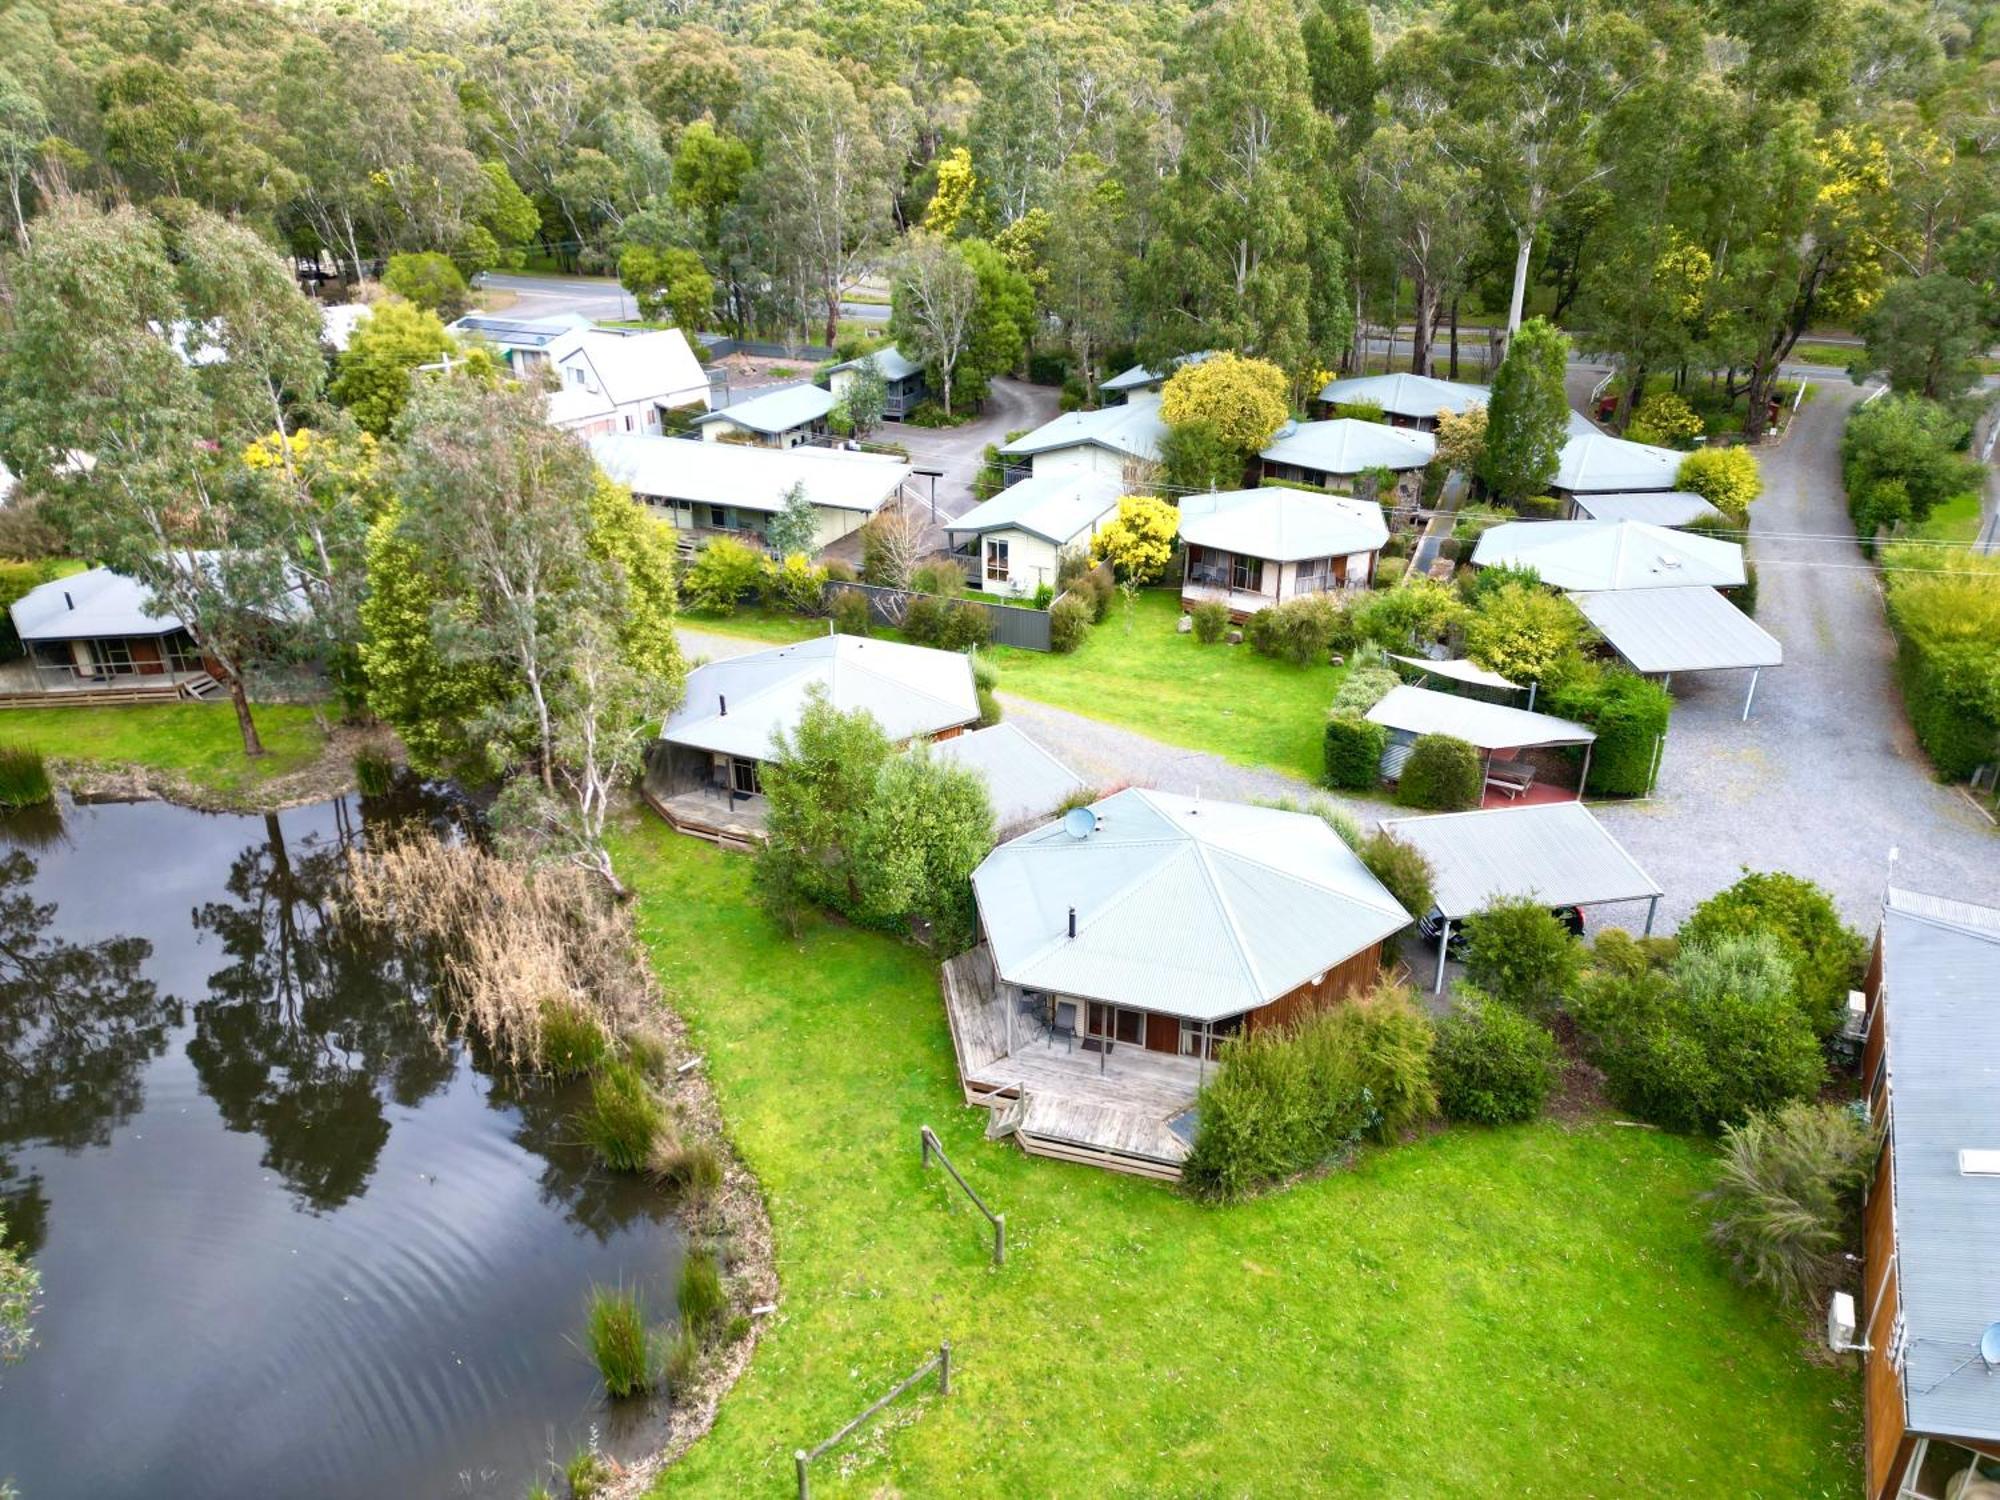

left=920, top=1124, right=1006, bottom=1266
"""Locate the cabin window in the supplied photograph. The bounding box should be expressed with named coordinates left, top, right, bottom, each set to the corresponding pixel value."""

left=1896, top=1439, right=2000, bottom=1498
left=1229, top=554, right=1264, bottom=592
left=985, top=538, right=1010, bottom=583
left=1296, top=557, right=1329, bottom=594
left=1083, top=1002, right=1146, bottom=1052
left=1180, top=1014, right=1243, bottom=1060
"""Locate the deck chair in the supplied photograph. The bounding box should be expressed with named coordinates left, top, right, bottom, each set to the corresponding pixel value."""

left=1048, top=1000, right=1077, bottom=1053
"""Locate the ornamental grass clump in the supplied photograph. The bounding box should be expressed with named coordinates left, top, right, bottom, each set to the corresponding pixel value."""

left=584, top=1285, right=655, bottom=1398
left=1704, top=1100, right=1874, bottom=1309
left=538, top=999, right=610, bottom=1078
left=578, top=1060, right=666, bottom=1171
left=0, top=746, right=51, bottom=809
left=677, top=1249, right=727, bottom=1339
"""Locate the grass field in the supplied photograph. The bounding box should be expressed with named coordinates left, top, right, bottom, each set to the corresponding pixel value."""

left=1913, top=488, right=1985, bottom=544
left=685, top=590, right=1349, bottom=784
left=0, top=701, right=329, bottom=794
left=619, top=824, right=1858, bottom=1498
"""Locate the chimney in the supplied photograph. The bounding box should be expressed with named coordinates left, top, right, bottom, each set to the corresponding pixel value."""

left=1067, top=906, right=1076, bottom=939
left=63, top=591, right=73, bottom=610
left=718, top=693, right=727, bottom=717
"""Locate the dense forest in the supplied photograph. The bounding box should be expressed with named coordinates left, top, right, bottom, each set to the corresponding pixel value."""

left=0, top=0, right=1995, bottom=433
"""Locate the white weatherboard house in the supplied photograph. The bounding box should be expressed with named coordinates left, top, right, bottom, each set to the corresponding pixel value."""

left=544, top=326, right=711, bottom=438
left=1258, top=418, right=1436, bottom=499
left=1552, top=429, right=1685, bottom=495
left=998, top=396, right=1168, bottom=486
left=825, top=347, right=928, bottom=418
left=590, top=434, right=908, bottom=552
left=1179, top=487, right=1388, bottom=616
left=445, top=312, right=595, bottom=373
left=693, top=383, right=838, bottom=448
left=1315, top=371, right=1490, bottom=429
left=649, top=634, right=980, bottom=821
left=949, top=789, right=1412, bottom=1177
left=945, top=472, right=1124, bottom=598
left=1470, top=519, right=1745, bottom=591
left=9, top=567, right=212, bottom=691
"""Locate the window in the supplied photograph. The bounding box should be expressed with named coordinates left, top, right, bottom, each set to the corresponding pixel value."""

left=1180, top=1014, right=1243, bottom=1059
left=95, top=638, right=135, bottom=673
left=730, top=758, right=762, bottom=797
left=1084, top=1002, right=1146, bottom=1052
left=1229, top=553, right=1264, bottom=592
left=566, top=366, right=584, bottom=386
left=1296, top=557, right=1329, bottom=594
left=985, top=537, right=1010, bottom=583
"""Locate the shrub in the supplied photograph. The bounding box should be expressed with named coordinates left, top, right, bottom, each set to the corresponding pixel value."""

left=1190, top=600, right=1229, bottom=643
left=678, top=1249, right=727, bottom=1339
left=1627, top=391, right=1704, bottom=447
left=969, top=654, right=999, bottom=693
left=1331, top=399, right=1386, bottom=423
left=1245, top=594, right=1350, bottom=666
left=764, top=553, right=827, bottom=615
left=352, top=748, right=396, bottom=799
left=683, top=537, right=767, bottom=615
left=1682, top=872, right=1865, bottom=1038
left=1547, top=665, right=1671, bottom=797
left=1355, top=577, right=1466, bottom=650
left=1451, top=504, right=1515, bottom=547
left=663, top=1325, right=702, bottom=1390
left=1842, top=393, right=1981, bottom=528
left=1323, top=714, right=1387, bottom=790
left=1090, top=494, right=1179, bottom=583
left=1395, top=733, right=1482, bottom=810
left=1464, top=583, right=1584, bottom=683
left=584, top=1285, right=654, bottom=1398
left=1331, top=665, right=1399, bottom=716
left=1572, top=933, right=1825, bottom=1133
left=1048, top=594, right=1093, bottom=653
left=823, top=558, right=857, bottom=583
left=538, top=999, right=609, bottom=1077
left=565, top=1447, right=617, bottom=1498
left=1356, top=830, right=1434, bottom=925
left=652, top=1138, right=725, bottom=1208
left=976, top=686, right=1002, bottom=726
left=900, top=592, right=951, bottom=645
left=830, top=588, right=871, bottom=637
left=1677, top=446, right=1763, bottom=521
left=0, top=746, right=49, bottom=811
left=1880, top=547, right=2000, bottom=780
left=1182, top=985, right=1435, bottom=1201
left=1460, top=897, right=1583, bottom=1018
left=382, top=250, right=469, bottom=317
left=1373, top=555, right=1408, bottom=587
left=937, top=601, right=992, bottom=652
left=1704, top=1101, right=1875, bottom=1308
left=910, top=561, right=963, bottom=597
left=1434, top=994, right=1561, bottom=1125
left=577, top=1061, right=665, bottom=1171
left=1730, top=559, right=1758, bottom=618
left=1159, top=352, right=1290, bottom=451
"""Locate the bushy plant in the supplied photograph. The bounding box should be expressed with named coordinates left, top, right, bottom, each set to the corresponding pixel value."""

left=830, top=588, right=871, bottom=637
left=1627, top=391, right=1704, bottom=447
left=1546, top=664, right=1671, bottom=797
left=1190, top=600, right=1229, bottom=643
left=1331, top=665, right=1400, bottom=716
left=1464, top=583, right=1584, bottom=683
left=900, top=592, right=951, bottom=645
left=663, top=1326, right=702, bottom=1390
left=565, top=1446, right=617, bottom=1498
left=910, top=561, right=963, bottom=597
left=763, top=553, right=828, bottom=615
left=1460, top=897, right=1582, bottom=1018
left=1356, top=830, right=1434, bottom=924
left=1355, top=577, right=1467, bottom=650
left=1880, top=546, right=2000, bottom=779
left=976, top=686, right=1002, bottom=726
left=584, top=1285, right=655, bottom=1397
left=683, top=537, right=768, bottom=616
left=1323, top=714, right=1388, bottom=790
left=678, top=1249, right=727, bottom=1339
left=1842, top=393, right=1981, bottom=529
left=1048, top=594, right=1093, bottom=653
left=1245, top=594, right=1349, bottom=665
left=1434, top=993, right=1561, bottom=1125
left=1704, top=1101, right=1875, bottom=1308
left=823, top=558, right=858, bottom=583
left=1460, top=560, right=1542, bottom=607
left=1395, top=733, right=1482, bottom=810
left=1159, top=352, right=1289, bottom=452
left=0, top=747, right=52, bottom=809
left=937, top=601, right=992, bottom=652
left=577, top=1061, right=666, bottom=1170
left=1572, top=933, right=1825, bottom=1134
left=1373, top=555, right=1409, bottom=588
left=538, top=999, right=609, bottom=1077
left=1682, top=872, right=1864, bottom=1038
left=1090, top=493, right=1179, bottom=583
left=652, top=1138, right=725, bottom=1208
left=1182, top=985, right=1435, bottom=1201
left=1676, top=445, right=1763, bottom=521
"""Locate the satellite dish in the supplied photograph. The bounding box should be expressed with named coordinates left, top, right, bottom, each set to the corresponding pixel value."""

left=1980, top=1322, right=2000, bottom=1371
left=1062, top=806, right=1098, bottom=840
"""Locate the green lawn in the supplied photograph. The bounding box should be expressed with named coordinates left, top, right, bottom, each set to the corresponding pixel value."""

left=682, top=607, right=824, bottom=647
left=1914, top=488, right=1984, bottom=544
left=986, top=588, right=1347, bottom=783
left=620, top=825, right=1857, bottom=1497
left=0, top=701, right=329, bottom=795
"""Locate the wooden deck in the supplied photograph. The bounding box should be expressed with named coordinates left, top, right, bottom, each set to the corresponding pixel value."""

left=643, top=785, right=769, bottom=851
left=941, top=948, right=1205, bottom=1180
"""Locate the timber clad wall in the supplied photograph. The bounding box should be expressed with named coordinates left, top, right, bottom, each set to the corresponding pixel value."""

left=1244, top=943, right=1384, bottom=1035
left=1145, top=1012, right=1180, bottom=1055
left=1863, top=1140, right=1911, bottom=1499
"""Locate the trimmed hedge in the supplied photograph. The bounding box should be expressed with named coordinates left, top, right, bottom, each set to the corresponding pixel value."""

left=1547, top=666, right=1672, bottom=797
left=1395, top=733, right=1482, bottom=810
left=1434, top=995, right=1561, bottom=1125
left=1323, top=714, right=1388, bottom=789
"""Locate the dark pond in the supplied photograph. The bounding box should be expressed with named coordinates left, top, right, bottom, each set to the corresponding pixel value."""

left=0, top=794, right=684, bottom=1499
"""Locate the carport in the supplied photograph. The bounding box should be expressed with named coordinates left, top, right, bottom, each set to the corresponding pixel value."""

left=1365, top=684, right=1596, bottom=804
left=1379, top=802, right=1665, bottom=991
left=1569, top=584, right=1782, bottom=721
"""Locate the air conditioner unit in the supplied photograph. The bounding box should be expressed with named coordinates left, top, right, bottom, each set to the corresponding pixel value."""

left=1842, top=990, right=1868, bottom=1041
left=1827, top=1290, right=1867, bottom=1354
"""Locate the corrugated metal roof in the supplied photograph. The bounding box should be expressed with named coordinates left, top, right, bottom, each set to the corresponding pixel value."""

left=1554, top=431, right=1684, bottom=492
left=448, top=312, right=594, bottom=348
left=1389, top=654, right=1520, bottom=691
left=1315, top=371, right=1489, bottom=420
left=999, top=400, right=1167, bottom=461
left=11, top=566, right=183, bottom=640
left=1100, top=351, right=1214, bottom=393
left=1570, top=585, right=1782, bottom=673
left=927, top=724, right=1085, bottom=835
left=973, top=788, right=1411, bottom=1021
left=1571, top=491, right=1725, bottom=526
left=1366, top=684, right=1594, bottom=751
left=1878, top=889, right=2000, bottom=1444
left=551, top=326, right=710, bottom=409
left=590, top=433, right=907, bottom=516
left=828, top=347, right=924, bottom=381
left=1472, top=520, right=1745, bottom=590
left=1259, top=418, right=1435, bottom=475
left=659, top=634, right=979, bottom=759
left=694, top=381, right=837, bottom=434
left=1378, top=802, right=1662, bottom=920
left=945, top=472, right=1123, bottom=545
left=1178, top=487, right=1389, bottom=562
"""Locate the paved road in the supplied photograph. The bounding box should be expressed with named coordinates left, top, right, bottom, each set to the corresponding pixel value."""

left=880, top=376, right=1059, bottom=514
left=476, top=271, right=634, bottom=321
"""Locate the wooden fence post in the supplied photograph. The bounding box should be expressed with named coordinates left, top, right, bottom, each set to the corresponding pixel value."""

left=795, top=1448, right=810, bottom=1500
left=994, top=1212, right=1005, bottom=1266
left=939, top=1339, right=952, bottom=1397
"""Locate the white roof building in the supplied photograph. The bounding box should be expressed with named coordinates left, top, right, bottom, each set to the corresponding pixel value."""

left=1315, top=372, right=1490, bottom=424
left=658, top=634, right=980, bottom=763
left=693, top=382, right=838, bottom=446
left=319, top=303, right=371, bottom=353
left=545, top=326, right=711, bottom=438
left=1471, top=519, right=1745, bottom=590
left=11, top=567, right=184, bottom=641
left=928, top=723, right=1086, bottom=837
left=1364, top=684, right=1594, bottom=753
left=1260, top=418, right=1437, bottom=477
left=948, top=473, right=1125, bottom=548
left=1570, top=491, right=1725, bottom=527
left=1179, top=487, right=1389, bottom=562
left=447, top=312, right=595, bottom=361
left=1553, top=430, right=1685, bottom=494
left=972, top=788, right=1411, bottom=1022
left=1100, top=351, right=1215, bottom=398
left=998, top=399, right=1168, bottom=484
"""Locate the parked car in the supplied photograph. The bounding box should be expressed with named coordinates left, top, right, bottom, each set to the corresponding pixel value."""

left=1416, top=904, right=1584, bottom=960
